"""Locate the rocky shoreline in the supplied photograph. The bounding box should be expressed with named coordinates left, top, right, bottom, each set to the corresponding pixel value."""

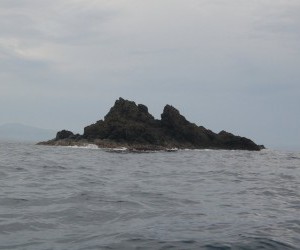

left=38, top=139, right=179, bottom=152
left=38, top=98, right=264, bottom=151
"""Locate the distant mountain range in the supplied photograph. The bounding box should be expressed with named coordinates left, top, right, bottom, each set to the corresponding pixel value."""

left=0, top=123, right=56, bottom=142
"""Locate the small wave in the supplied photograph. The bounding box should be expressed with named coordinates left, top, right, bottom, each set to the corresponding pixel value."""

left=15, top=167, right=25, bottom=171
left=288, top=156, right=300, bottom=160
left=0, top=197, right=29, bottom=207
left=0, top=241, right=43, bottom=249
left=203, top=243, right=232, bottom=249
left=203, top=238, right=296, bottom=250
left=42, top=165, right=67, bottom=170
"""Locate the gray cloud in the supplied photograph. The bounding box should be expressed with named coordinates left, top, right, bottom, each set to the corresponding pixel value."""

left=254, top=1, right=300, bottom=37
left=1, top=0, right=300, bottom=149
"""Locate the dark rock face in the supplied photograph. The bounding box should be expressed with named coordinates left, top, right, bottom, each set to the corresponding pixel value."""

left=217, top=130, right=262, bottom=150
left=44, top=98, right=263, bottom=151
left=82, top=98, right=262, bottom=150
left=160, top=105, right=216, bottom=147
left=56, top=130, right=74, bottom=140
left=84, top=98, right=160, bottom=144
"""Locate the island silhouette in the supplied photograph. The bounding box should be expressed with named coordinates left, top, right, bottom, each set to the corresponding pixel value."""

left=38, top=98, right=264, bottom=151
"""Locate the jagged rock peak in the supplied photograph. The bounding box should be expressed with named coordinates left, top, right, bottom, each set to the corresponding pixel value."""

left=162, top=105, right=180, bottom=116
left=104, top=97, right=154, bottom=122
left=161, top=104, right=189, bottom=127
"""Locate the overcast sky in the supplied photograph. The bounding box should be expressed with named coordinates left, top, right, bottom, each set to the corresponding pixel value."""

left=1, top=0, right=299, bottom=149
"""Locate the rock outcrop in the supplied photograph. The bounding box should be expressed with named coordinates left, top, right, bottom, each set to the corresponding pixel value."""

left=38, top=98, right=264, bottom=151
left=55, top=130, right=74, bottom=140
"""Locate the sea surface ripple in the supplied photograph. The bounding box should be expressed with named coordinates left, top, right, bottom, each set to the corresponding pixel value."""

left=0, top=142, right=299, bottom=249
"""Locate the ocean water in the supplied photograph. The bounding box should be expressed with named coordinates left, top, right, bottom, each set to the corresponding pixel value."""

left=0, top=141, right=299, bottom=250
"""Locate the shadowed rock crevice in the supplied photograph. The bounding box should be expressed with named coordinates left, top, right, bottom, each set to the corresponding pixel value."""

left=38, top=98, right=264, bottom=151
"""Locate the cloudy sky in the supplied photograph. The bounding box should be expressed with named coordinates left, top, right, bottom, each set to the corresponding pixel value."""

left=1, top=0, right=299, bottom=149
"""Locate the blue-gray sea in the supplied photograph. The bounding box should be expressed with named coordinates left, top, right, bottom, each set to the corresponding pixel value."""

left=0, top=141, right=299, bottom=250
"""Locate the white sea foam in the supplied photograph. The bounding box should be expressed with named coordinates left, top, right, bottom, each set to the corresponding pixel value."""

left=165, top=148, right=178, bottom=152
left=112, top=147, right=128, bottom=151
left=102, top=147, right=128, bottom=153
left=182, top=148, right=213, bottom=152
left=67, top=144, right=99, bottom=149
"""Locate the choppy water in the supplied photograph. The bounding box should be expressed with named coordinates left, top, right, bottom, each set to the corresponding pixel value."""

left=0, top=141, right=299, bottom=250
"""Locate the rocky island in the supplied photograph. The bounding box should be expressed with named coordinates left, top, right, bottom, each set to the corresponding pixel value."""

left=38, top=98, right=264, bottom=151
